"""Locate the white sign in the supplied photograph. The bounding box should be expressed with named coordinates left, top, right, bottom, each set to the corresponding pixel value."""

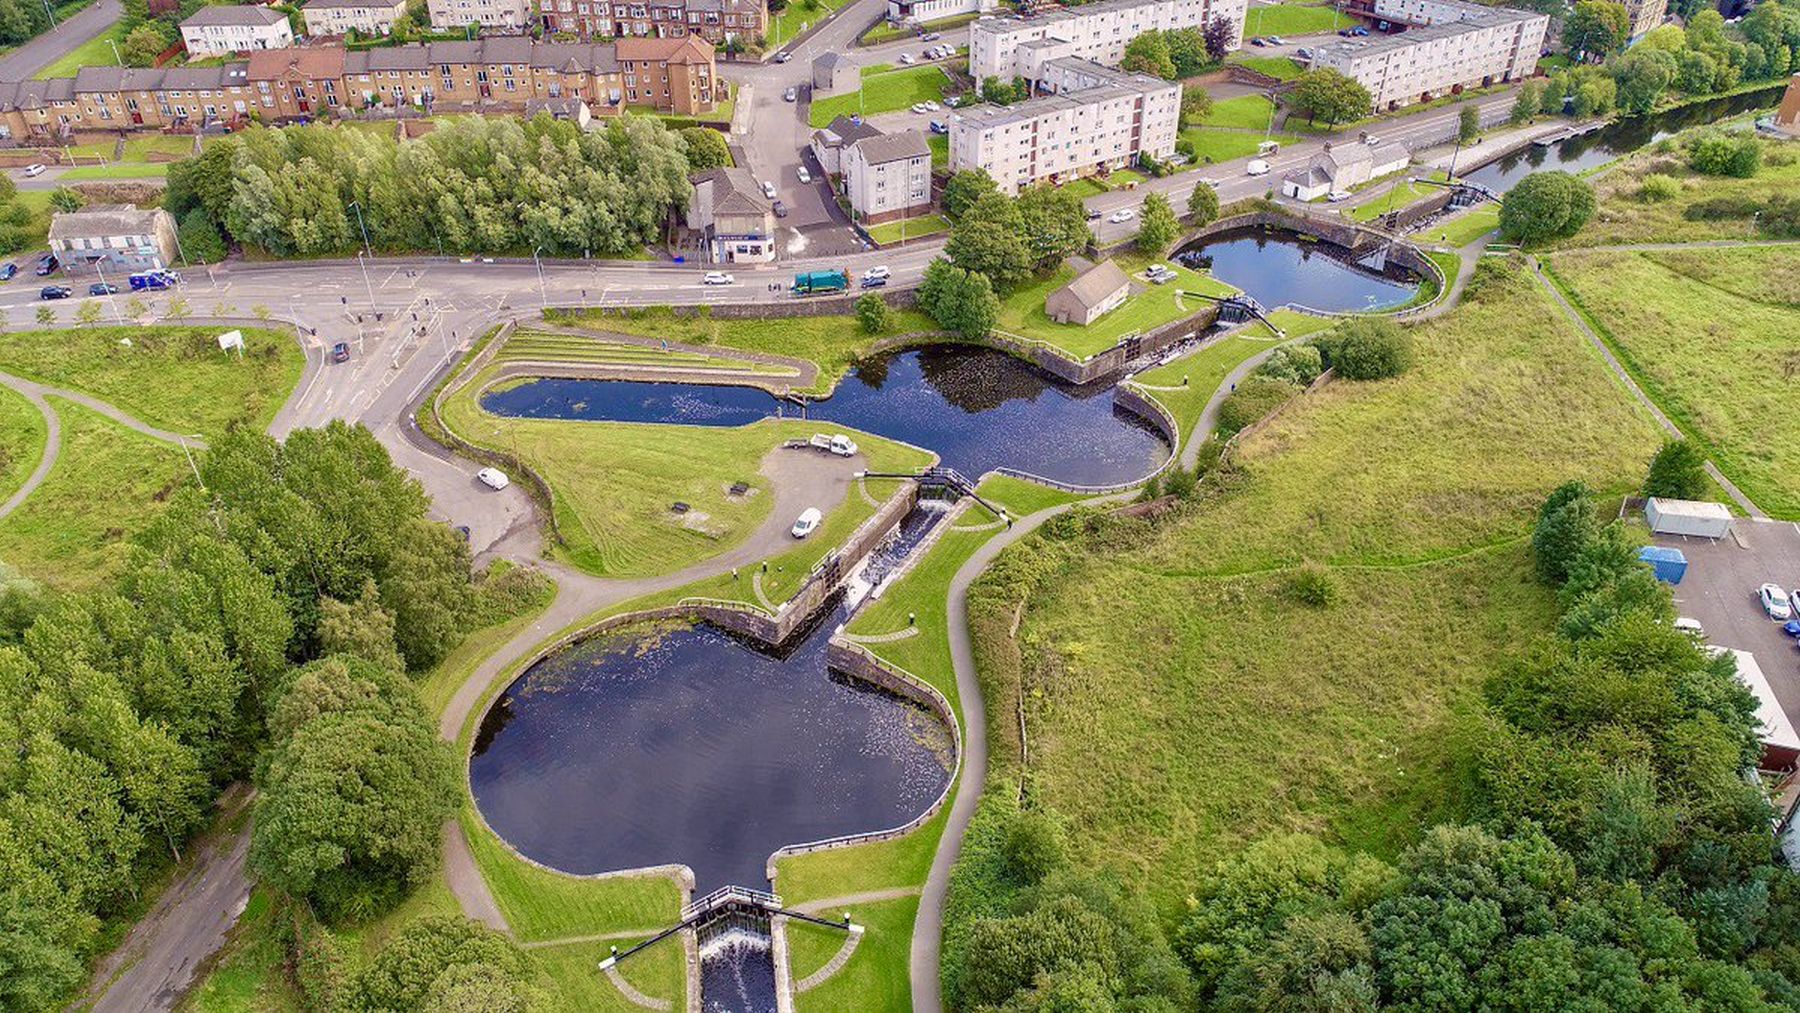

left=217, top=329, right=244, bottom=352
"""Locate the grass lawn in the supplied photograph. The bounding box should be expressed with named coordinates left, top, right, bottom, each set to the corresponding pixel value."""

left=976, top=473, right=1086, bottom=518
left=965, top=258, right=1663, bottom=907
left=1347, top=173, right=1446, bottom=223
left=550, top=306, right=937, bottom=393
left=995, top=254, right=1234, bottom=359
left=0, top=325, right=303, bottom=439
left=928, top=133, right=947, bottom=166
left=122, top=134, right=197, bottom=162
left=809, top=65, right=950, bottom=127
left=1202, top=94, right=1279, bottom=131
left=790, top=896, right=918, bottom=1013
left=1427, top=203, right=1502, bottom=247
left=1181, top=127, right=1299, bottom=166
left=862, top=11, right=978, bottom=44
left=1547, top=246, right=1800, bottom=518
left=1243, top=1, right=1355, bottom=36
left=60, top=162, right=172, bottom=180
left=459, top=809, right=682, bottom=942
left=496, top=330, right=799, bottom=378
left=1130, top=331, right=1288, bottom=437
left=33, top=31, right=118, bottom=80
left=0, top=380, right=46, bottom=505
left=770, top=0, right=855, bottom=50
left=866, top=212, right=950, bottom=245
left=532, top=937, right=687, bottom=1011
left=1229, top=54, right=1306, bottom=80
left=0, top=399, right=185, bottom=590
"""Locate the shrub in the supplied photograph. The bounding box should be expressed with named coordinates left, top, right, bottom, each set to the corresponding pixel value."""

left=1163, top=465, right=1198, bottom=499
left=1258, top=343, right=1324, bottom=386
left=1531, top=481, right=1597, bottom=585
left=1499, top=170, right=1596, bottom=244
left=1215, top=375, right=1297, bottom=435
left=1002, top=810, right=1067, bottom=886
left=1286, top=562, right=1337, bottom=608
left=855, top=292, right=891, bottom=334
left=1687, top=131, right=1761, bottom=178
left=1638, top=174, right=1681, bottom=202
left=1316, top=318, right=1414, bottom=380
left=1643, top=438, right=1708, bottom=500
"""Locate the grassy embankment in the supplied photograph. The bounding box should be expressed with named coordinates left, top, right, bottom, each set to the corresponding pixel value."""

left=1128, top=309, right=1337, bottom=436
left=1547, top=136, right=1800, bottom=247
left=0, top=380, right=46, bottom=505
left=1244, top=1, right=1355, bottom=36
left=995, top=253, right=1235, bottom=360
left=1181, top=93, right=1301, bottom=166
left=809, top=65, right=950, bottom=128
left=1547, top=245, right=1800, bottom=518
left=962, top=258, right=1663, bottom=921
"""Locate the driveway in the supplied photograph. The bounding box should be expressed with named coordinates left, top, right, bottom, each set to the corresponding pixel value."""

left=0, top=0, right=121, bottom=81
left=1657, top=518, right=1800, bottom=720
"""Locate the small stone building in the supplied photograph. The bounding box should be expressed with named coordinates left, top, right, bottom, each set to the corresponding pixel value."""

left=812, top=52, right=857, bottom=95
left=48, top=205, right=179, bottom=274
left=1045, top=259, right=1130, bottom=326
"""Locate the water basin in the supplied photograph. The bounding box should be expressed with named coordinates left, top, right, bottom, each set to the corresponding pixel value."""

left=1175, top=227, right=1420, bottom=312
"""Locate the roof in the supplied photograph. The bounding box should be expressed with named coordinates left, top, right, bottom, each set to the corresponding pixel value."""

left=812, top=51, right=854, bottom=72
left=1647, top=497, right=1733, bottom=520
left=691, top=167, right=772, bottom=217
left=615, top=35, right=713, bottom=64
left=247, top=45, right=347, bottom=80
left=1722, top=648, right=1800, bottom=754
left=183, top=5, right=289, bottom=27
left=1310, top=2, right=1544, bottom=62
left=304, top=0, right=405, bottom=9
left=813, top=114, right=883, bottom=149
left=1285, top=165, right=1330, bottom=187
left=48, top=205, right=170, bottom=241
left=849, top=127, right=929, bottom=164
left=1050, top=259, right=1129, bottom=310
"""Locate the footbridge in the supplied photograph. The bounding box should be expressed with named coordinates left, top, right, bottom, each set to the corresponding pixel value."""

left=862, top=466, right=1006, bottom=519
left=1182, top=291, right=1284, bottom=337
left=600, top=885, right=852, bottom=970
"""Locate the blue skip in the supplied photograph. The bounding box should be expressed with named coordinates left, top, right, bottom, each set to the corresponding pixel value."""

left=1639, top=545, right=1688, bottom=585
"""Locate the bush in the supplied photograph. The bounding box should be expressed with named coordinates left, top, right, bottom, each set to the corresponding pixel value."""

left=1531, top=481, right=1597, bottom=585
left=1163, top=465, right=1198, bottom=499
left=1215, top=375, right=1297, bottom=435
left=855, top=292, right=891, bottom=334
left=1287, top=562, right=1337, bottom=608
left=1687, top=131, right=1761, bottom=178
left=1643, top=438, right=1708, bottom=500
left=1002, top=810, right=1067, bottom=886
left=1315, top=318, right=1414, bottom=380
left=1258, top=343, right=1323, bottom=386
left=1499, top=170, right=1596, bottom=244
left=1638, top=174, right=1681, bottom=202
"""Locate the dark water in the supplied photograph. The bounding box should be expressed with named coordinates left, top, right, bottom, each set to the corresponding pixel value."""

left=1462, top=85, right=1783, bottom=193
left=468, top=607, right=954, bottom=892
left=480, top=345, right=1169, bottom=487
left=701, top=932, right=778, bottom=1013
left=1176, top=228, right=1420, bottom=311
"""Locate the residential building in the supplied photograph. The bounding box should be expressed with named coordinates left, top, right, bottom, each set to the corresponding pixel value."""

left=947, top=60, right=1179, bottom=193
left=180, top=6, right=295, bottom=57
left=538, top=0, right=767, bottom=47
left=842, top=128, right=931, bottom=223
left=968, top=0, right=1247, bottom=91
left=48, top=205, right=179, bottom=274
left=812, top=51, right=858, bottom=95
left=0, top=37, right=718, bottom=140
left=1307, top=0, right=1546, bottom=111
left=1622, top=0, right=1666, bottom=42
left=301, top=0, right=411, bottom=36
left=686, top=167, right=776, bottom=262
left=1045, top=258, right=1129, bottom=325
left=885, top=0, right=998, bottom=28
left=1280, top=140, right=1410, bottom=200
left=810, top=113, right=883, bottom=175
left=427, top=0, right=531, bottom=31
left=1773, top=73, right=1800, bottom=135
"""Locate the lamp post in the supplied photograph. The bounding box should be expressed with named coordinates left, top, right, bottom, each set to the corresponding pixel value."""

left=177, top=435, right=205, bottom=489
left=347, top=199, right=374, bottom=257
left=92, top=257, right=125, bottom=324
left=533, top=246, right=548, bottom=308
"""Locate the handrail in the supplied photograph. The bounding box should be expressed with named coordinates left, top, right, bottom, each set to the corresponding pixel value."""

left=676, top=595, right=779, bottom=620
left=681, top=884, right=782, bottom=921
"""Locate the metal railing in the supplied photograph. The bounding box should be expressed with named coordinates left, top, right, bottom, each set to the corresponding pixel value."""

left=681, top=884, right=782, bottom=922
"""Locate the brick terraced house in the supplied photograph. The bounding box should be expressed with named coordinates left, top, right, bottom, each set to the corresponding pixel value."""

left=539, top=0, right=766, bottom=47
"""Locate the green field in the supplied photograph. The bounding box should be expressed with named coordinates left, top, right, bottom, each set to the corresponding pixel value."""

left=790, top=896, right=918, bottom=1013
left=33, top=31, right=118, bottom=80
left=867, top=212, right=951, bottom=245
left=1229, top=54, right=1306, bottom=80
left=1181, top=127, right=1299, bottom=166
left=967, top=259, right=1662, bottom=906
left=1550, top=139, right=1800, bottom=248
left=60, top=162, right=172, bottom=180
left=1428, top=203, right=1502, bottom=247
left=0, top=381, right=46, bottom=505
left=995, top=254, right=1235, bottom=359
left=122, top=134, right=197, bottom=162
left=809, top=65, right=950, bottom=127
left=1202, top=94, right=1279, bottom=130
left=770, top=0, right=856, bottom=49
left=1243, top=1, right=1356, bottom=36
left=1132, top=332, right=1285, bottom=437
left=862, top=11, right=978, bottom=44
left=495, top=330, right=799, bottom=377
left=0, top=325, right=303, bottom=439
left=1548, top=246, right=1800, bottom=518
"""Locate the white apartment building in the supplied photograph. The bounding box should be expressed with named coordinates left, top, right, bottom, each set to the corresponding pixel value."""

left=179, top=6, right=295, bottom=57
left=843, top=128, right=933, bottom=224
left=885, top=0, right=998, bottom=27
left=968, top=0, right=1246, bottom=90
left=301, top=0, right=410, bottom=36
left=948, top=60, right=1179, bottom=194
left=1622, top=0, right=1667, bottom=41
left=1308, top=0, right=1546, bottom=111
left=428, top=0, right=531, bottom=30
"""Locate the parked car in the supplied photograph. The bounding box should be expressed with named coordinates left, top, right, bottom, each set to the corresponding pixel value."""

left=331, top=341, right=351, bottom=362
left=761, top=179, right=778, bottom=199
left=38, top=285, right=70, bottom=300
left=1295, top=46, right=1312, bottom=59
left=1085, top=207, right=1103, bottom=220
left=774, top=50, right=792, bottom=62
left=865, top=265, right=891, bottom=280
left=21, top=164, right=44, bottom=177
left=1327, top=190, right=1352, bottom=202
left=476, top=467, right=511, bottom=491
left=929, top=120, right=948, bottom=134
left=797, top=166, right=812, bottom=184
left=783, top=85, right=798, bottom=102
left=860, top=274, right=888, bottom=288
left=1267, top=34, right=1285, bottom=44
left=1673, top=617, right=1706, bottom=640
left=34, top=254, right=57, bottom=276
left=772, top=199, right=789, bottom=218
left=1107, top=208, right=1136, bottom=223
left=1249, top=36, right=1266, bottom=46
left=923, top=100, right=940, bottom=112
left=1144, top=264, right=1176, bottom=284
left=1791, top=588, right=1800, bottom=618
left=703, top=271, right=735, bottom=285
left=1246, top=159, right=1271, bottom=176
left=1759, top=583, right=1793, bottom=621
left=0, top=263, right=17, bottom=281
left=911, top=102, right=929, bottom=113
left=88, top=282, right=116, bottom=295
left=791, top=507, right=823, bottom=538
left=899, top=52, right=915, bottom=64
left=921, top=31, right=940, bottom=40
left=1352, top=25, right=1369, bottom=35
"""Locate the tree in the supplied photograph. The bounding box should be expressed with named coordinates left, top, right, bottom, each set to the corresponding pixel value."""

left=121, top=23, right=169, bottom=67
left=1203, top=15, right=1234, bottom=63
left=918, top=259, right=999, bottom=341
left=1611, top=48, right=1675, bottom=114
left=1315, top=318, right=1413, bottom=380
left=946, top=192, right=1032, bottom=289
left=1565, top=0, right=1629, bottom=59
left=1511, top=80, right=1547, bottom=124
left=352, top=915, right=544, bottom=1011
left=1136, top=192, right=1180, bottom=255
left=178, top=207, right=227, bottom=264
left=1187, top=179, right=1220, bottom=226
left=33, top=306, right=52, bottom=325
left=1643, top=438, right=1708, bottom=499
left=163, top=296, right=190, bottom=320
left=1498, top=171, right=1595, bottom=245
left=1166, top=27, right=1210, bottom=77
left=1458, top=104, right=1480, bottom=145
left=74, top=301, right=102, bottom=326
left=942, top=168, right=998, bottom=221
left=679, top=126, right=730, bottom=170
left=48, top=187, right=82, bottom=213
left=1015, top=185, right=1091, bottom=269
left=1288, top=69, right=1371, bottom=127
left=316, top=581, right=405, bottom=675
left=1180, top=84, right=1214, bottom=130
left=1531, top=481, right=1596, bottom=584
left=1121, top=30, right=1176, bottom=80
left=855, top=292, right=890, bottom=334
left=1688, top=132, right=1761, bottom=178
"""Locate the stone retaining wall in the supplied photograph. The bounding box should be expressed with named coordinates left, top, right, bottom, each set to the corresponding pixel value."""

left=770, top=479, right=921, bottom=640
left=1180, top=209, right=1439, bottom=295
left=576, top=288, right=920, bottom=321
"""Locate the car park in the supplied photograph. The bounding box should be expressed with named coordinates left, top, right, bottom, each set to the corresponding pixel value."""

left=38, top=285, right=70, bottom=299
left=1106, top=208, right=1135, bottom=223
left=797, top=166, right=812, bottom=184
left=783, top=86, right=797, bottom=102
left=34, top=254, right=57, bottom=276
left=476, top=467, right=511, bottom=491
left=703, top=271, right=735, bottom=285
left=761, top=180, right=778, bottom=199
left=1759, top=583, right=1793, bottom=621
left=88, top=282, right=116, bottom=295
left=791, top=507, right=822, bottom=538
left=21, top=164, right=44, bottom=177
left=331, top=341, right=351, bottom=362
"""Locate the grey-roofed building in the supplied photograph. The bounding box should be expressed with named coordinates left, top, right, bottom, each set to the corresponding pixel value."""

left=1307, top=0, right=1545, bottom=111
left=969, top=0, right=1247, bottom=88
left=180, top=5, right=294, bottom=57
left=809, top=114, right=883, bottom=175
left=685, top=167, right=776, bottom=263
left=427, top=0, right=529, bottom=31
left=843, top=127, right=932, bottom=225
left=48, top=204, right=179, bottom=274
left=302, top=0, right=409, bottom=36
left=1281, top=140, right=1410, bottom=199
left=1045, top=258, right=1130, bottom=325
left=812, top=51, right=857, bottom=95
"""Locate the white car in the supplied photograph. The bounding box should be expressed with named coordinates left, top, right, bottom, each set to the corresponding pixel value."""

left=21, top=164, right=44, bottom=177
left=911, top=102, right=929, bottom=113
left=703, top=271, right=735, bottom=285
left=1106, top=208, right=1136, bottom=224
left=797, top=166, right=812, bottom=184
left=1198, top=177, right=1221, bottom=189
left=923, top=100, right=940, bottom=112
left=1758, top=582, right=1792, bottom=621
left=1246, top=159, right=1271, bottom=176
left=1673, top=617, right=1706, bottom=640
left=899, top=52, right=916, bottom=64
left=791, top=507, right=823, bottom=539
left=476, top=467, right=510, bottom=491
left=1327, top=190, right=1352, bottom=202
left=761, top=180, right=778, bottom=199
left=865, top=265, right=891, bottom=280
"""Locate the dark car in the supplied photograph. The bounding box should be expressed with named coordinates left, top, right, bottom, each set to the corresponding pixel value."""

left=88, top=282, right=116, bottom=296
left=39, top=285, right=70, bottom=300
left=331, top=341, right=351, bottom=363
left=772, top=199, right=789, bottom=218
left=34, top=254, right=57, bottom=276
left=1085, top=207, right=1103, bottom=220
left=860, top=275, right=888, bottom=288
left=1249, top=36, right=1266, bottom=45
left=0, top=263, right=16, bottom=281
left=774, top=50, right=792, bottom=62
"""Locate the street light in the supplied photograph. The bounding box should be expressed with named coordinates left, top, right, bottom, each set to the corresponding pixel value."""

left=347, top=199, right=374, bottom=257
left=109, top=39, right=121, bottom=67
left=533, top=246, right=548, bottom=308
left=354, top=251, right=378, bottom=320
left=91, top=257, right=125, bottom=324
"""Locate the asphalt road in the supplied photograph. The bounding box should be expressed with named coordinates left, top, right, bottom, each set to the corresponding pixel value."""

left=0, top=0, right=120, bottom=82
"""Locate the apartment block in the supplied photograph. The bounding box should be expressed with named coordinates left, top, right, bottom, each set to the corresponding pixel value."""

left=539, top=0, right=767, bottom=47
left=1307, top=0, right=1546, bottom=111
left=1622, top=0, right=1667, bottom=41
left=301, top=0, right=410, bottom=36
left=948, top=60, right=1179, bottom=194
left=968, top=0, right=1246, bottom=89
left=885, top=0, right=999, bottom=28
left=842, top=128, right=932, bottom=223
left=179, top=6, right=295, bottom=57
left=427, top=0, right=532, bottom=31
left=0, top=36, right=719, bottom=140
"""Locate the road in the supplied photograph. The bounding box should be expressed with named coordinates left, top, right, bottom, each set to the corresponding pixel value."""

left=0, top=0, right=120, bottom=82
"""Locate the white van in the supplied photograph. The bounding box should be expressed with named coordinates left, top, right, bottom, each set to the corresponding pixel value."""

left=476, top=467, right=510, bottom=491
left=1246, top=159, right=1270, bottom=176
left=791, top=507, right=823, bottom=538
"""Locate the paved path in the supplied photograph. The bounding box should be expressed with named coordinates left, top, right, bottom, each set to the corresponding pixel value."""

left=0, top=374, right=54, bottom=522
left=790, top=885, right=920, bottom=915
left=0, top=0, right=120, bottom=82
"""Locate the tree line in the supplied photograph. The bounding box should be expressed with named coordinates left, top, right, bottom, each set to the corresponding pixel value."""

left=0, top=421, right=549, bottom=1008
left=164, top=115, right=706, bottom=260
